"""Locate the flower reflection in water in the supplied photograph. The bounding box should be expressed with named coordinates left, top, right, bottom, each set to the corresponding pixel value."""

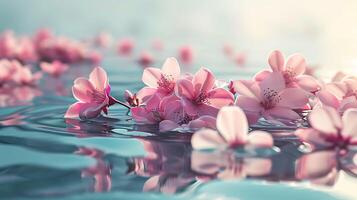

left=75, top=147, right=112, bottom=192
left=296, top=148, right=357, bottom=186
left=0, top=85, right=42, bottom=107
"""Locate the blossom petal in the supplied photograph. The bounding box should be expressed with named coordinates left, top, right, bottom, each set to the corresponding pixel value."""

left=72, top=78, right=95, bottom=103
left=265, top=107, right=300, bottom=120
left=142, top=67, right=161, bottom=88
left=207, top=88, right=234, bottom=108
left=247, top=131, right=273, bottom=147
left=259, top=72, right=286, bottom=100
left=193, top=68, right=215, bottom=95
left=64, top=102, right=82, bottom=118
left=296, top=75, right=320, bottom=92
left=159, top=120, right=180, bottom=132
left=268, top=50, right=285, bottom=72
left=79, top=102, right=105, bottom=119
left=254, top=70, right=272, bottom=82
left=278, top=88, right=309, bottom=109
left=342, top=108, right=357, bottom=138
left=175, top=79, right=195, bottom=100
left=235, top=96, right=262, bottom=112
left=308, top=107, right=340, bottom=135
left=136, top=87, right=158, bottom=104
left=89, top=67, right=108, bottom=91
left=161, top=57, right=180, bottom=80
left=285, top=54, right=306, bottom=75
left=230, top=80, right=260, bottom=99
left=131, top=107, right=156, bottom=124
left=197, top=104, right=219, bottom=117
left=316, top=90, right=340, bottom=109
left=191, top=129, right=226, bottom=150
left=188, top=115, right=217, bottom=130
left=216, top=106, right=248, bottom=144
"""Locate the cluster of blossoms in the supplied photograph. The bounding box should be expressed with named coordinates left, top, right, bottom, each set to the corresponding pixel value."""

left=65, top=50, right=357, bottom=155
left=0, top=29, right=101, bottom=64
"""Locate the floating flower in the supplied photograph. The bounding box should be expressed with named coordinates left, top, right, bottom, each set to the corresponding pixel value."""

left=191, top=106, right=273, bottom=150
left=295, top=106, right=357, bottom=149
left=131, top=93, right=216, bottom=132
left=65, top=67, right=124, bottom=119
left=234, top=72, right=309, bottom=124
left=12, top=62, right=42, bottom=86
left=176, top=68, right=234, bottom=117
left=254, top=50, right=320, bottom=92
left=142, top=57, right=180, bottom=95
left=40, top=61, right=69, bottom=77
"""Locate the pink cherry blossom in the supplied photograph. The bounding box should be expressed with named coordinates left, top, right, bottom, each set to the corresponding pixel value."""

left=40, top=61, right=69, bottom=77
left=0, top=59, right=16, bottom=86
left=175, top=68, right=234, bottom=117
left=234, top=72, right=309, bottom=124
left=254, top=50, right=320, bottom=92
left=131, top=93, right=216, bottom=132
left=142, top=57, right=180, bottom=95
left=295, top=106, right=357, bottom=149
left=316, top=76, right=357, bottom=112
left=12, top=62, right=42, bottom=86
left=117, top=38, right=134, bottom=55
left=178, top=45, right=193, bottom=64
left=191, top=106, right=274, bottom=150
left=65, top=67, right=123, bottom=119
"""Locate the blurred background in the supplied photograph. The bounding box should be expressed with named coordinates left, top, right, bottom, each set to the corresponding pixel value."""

left=1, top=0, right=357, bottom=74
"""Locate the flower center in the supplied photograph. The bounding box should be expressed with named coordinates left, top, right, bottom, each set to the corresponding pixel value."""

left=157, top=74, right=175, bottom=93
left=283, top=70, right=296, bottom=85
left=325, top=132, right=351, bottom=149
left=91, top=90, right=107, bottom=104
left=261, top=88, right=281, bottom=109
left=194, top=92, right=210, bottom=105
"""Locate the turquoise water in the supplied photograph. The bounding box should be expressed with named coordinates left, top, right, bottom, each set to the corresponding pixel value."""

left=1, top=1, right=357, bottom=199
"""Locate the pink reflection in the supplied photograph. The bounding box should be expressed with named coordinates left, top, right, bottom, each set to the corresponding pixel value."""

left=191, top=150, right=272, bottom=181
left=296, top=149, right=357, bottom=186
left=75, top=147, right=111, bottom=192
left=0, top=85, right=42, bottom=107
